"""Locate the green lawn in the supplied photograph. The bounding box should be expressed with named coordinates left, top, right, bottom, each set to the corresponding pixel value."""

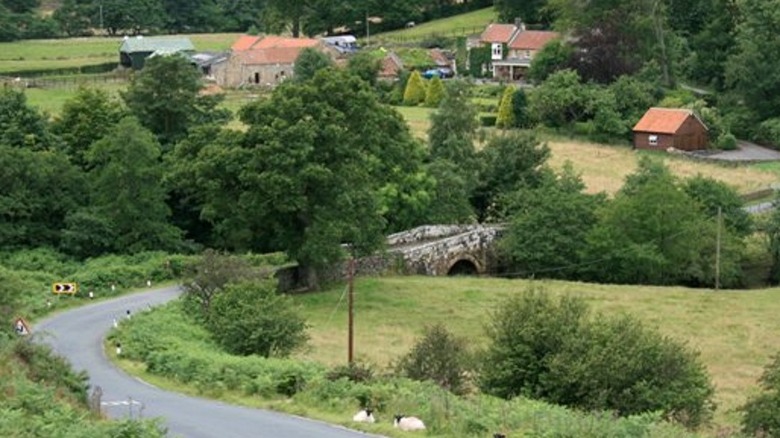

left=0, top=33, right=240, bottom=75
left=293, top=276, right=780, bottom=428
left=372, top=8, right=496, bottom=43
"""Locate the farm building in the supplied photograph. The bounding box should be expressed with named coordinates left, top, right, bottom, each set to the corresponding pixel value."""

left=211, top=35, right=335, bottom=88
left=478, top=20, right=558, bottom=81
left=119, top=36, right=195, bottom=70
left=632, top=108, right=709, bottom=151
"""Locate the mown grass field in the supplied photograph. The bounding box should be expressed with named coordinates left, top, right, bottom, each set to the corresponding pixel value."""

left=0, top=33, right=239, bottom=75
left=293, top=276, right=780, bottom=428
left=371, top=7, right=496, bottom=42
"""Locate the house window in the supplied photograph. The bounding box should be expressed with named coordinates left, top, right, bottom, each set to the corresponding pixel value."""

left=525, top=50, right=531, bottom=58
left=648, top=135, right=658, bottom=146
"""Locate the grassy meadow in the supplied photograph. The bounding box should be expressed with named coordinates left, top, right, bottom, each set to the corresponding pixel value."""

left=293, top=276, right=780, bottom=428
left=371, top=7, right=496, bottom=42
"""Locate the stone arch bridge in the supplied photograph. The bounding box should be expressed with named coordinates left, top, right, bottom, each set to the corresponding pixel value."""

left=359, top=224, right=506, bottom=277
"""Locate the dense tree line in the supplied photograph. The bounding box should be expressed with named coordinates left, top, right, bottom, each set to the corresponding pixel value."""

left=0, top=0, right=491, bottom=41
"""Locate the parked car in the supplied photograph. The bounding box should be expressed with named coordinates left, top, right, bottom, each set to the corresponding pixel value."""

left=422, top=67, right=454, bottom=79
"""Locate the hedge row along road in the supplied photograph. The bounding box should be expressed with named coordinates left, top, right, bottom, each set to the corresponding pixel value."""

left=34, top=286, right=378, bottom=438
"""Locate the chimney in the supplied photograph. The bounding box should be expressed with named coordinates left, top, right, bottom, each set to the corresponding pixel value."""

left=514, top=18, right=525, bottom=32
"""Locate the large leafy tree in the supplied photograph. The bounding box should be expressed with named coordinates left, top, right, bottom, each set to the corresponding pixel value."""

left=293, top=47, right=334, bottom=82
left=52, top=87, right=126, bottom=169
left=123, top=54, right=229, bottom=148
left=500, top=164, right=605, bottom=278
left=428, top=80, right=479, bottom=186
left=725, top=0, right=780, bottom=122
left=0, top=87, right=59, bottom=151
left=100, top=0, right=166, bottom=35
left=237, top=69, right=428, bottom=288
left=493, top=0, right=554, bottom=26
left=84, top=116, right=182, bottom=254
left=0, top=144, right=84, bottom=250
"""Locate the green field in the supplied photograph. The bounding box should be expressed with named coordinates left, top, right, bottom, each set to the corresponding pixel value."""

left=293, top=276, right=780, bottom=428
left=372, top=7, right=496, bottom=43
left=0, top=33, right=240, bottom=75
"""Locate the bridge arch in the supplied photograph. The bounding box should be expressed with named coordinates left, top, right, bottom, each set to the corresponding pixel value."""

left=445, top=254, right=483, bottom=276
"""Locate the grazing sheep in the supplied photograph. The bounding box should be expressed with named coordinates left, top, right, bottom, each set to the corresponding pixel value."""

left=393, top=415, right=426, bottom=431
left=352, top=408, right=375, bottom=423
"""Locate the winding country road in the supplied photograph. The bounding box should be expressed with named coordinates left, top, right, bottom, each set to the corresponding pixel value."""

left=35, top=287, right=378, bottom=438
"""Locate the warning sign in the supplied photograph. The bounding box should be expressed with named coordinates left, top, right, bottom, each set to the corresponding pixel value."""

left=14, top=317, right=30, bottom=336
left=52, top=282, right=78, bottom=295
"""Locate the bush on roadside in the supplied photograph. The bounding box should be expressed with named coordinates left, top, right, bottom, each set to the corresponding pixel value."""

left=208, top=280, right=309, bottom=357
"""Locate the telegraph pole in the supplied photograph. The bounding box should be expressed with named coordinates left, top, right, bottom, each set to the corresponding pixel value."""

left=715, top=207, right=722, bottom=291
left=347, top=256, right=355, bottom=364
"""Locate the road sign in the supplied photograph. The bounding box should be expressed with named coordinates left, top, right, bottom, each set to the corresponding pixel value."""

left=52, top=282, right=78, bottom=295
left=14, top=317, right=30, bottom=336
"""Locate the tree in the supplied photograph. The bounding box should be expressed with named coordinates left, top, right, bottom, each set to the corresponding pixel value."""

left=528, top=69, right=593, bottom=129
left=428, top=80, right=479, bottom=188
left=182, top=249, right=266, bottom=317
left=396, top=323, right=471, bottom=395
left=424, top=76, right=445, bottom=108
left=765, top=205, right=780, bottom=285
left=0, top=144, right=84, bottom=250
left=725, top=0, right=780, bottom=122
left=99, top=0, right=166, bottom=35
left=580, top=158, right=744, bottom=287
left=493, top=0, right=554, bottom=26
left=495, top=86, right=515, bottom=129
left=52, top=87, right=126, bottom=169
left=347, top=51, right=381, bottom=86
left=293, top=47, right=334, bottom=82
left=85, top=117, right=182, bottom=254
left=237, top=69, right=428, bottom=288
left=499, top=164, right=604, bottom=278
left=742, top=352, right=780, bottom=437
left=123, top=54, right=229, bottom=147
left=683, top=175, right=752, bottom=237
left=474, top=131, right=551, bottom=219
left=208, top=280, right=309, bottom=357
left=422, top=159, right=475, bottom=224
left=511, top=88, right=531, bottom=128
left=527, top=38, right=571, bottom=83
left=0, top=87, right=59, bottom=151
left=403, top=70, right=427, bottom=106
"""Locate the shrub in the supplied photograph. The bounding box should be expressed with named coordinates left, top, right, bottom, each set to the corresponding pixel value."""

left=717, top=132, right=738, bottom=150
left=326, top=361, right=374, bottom=383
left=208, top=280, right=309, bottom=357
left=742, top=353, right=780, bottom=437
left=403, top=70, right=427, bottom=106
left=396, top=323, right=471, bottom=395
left=756, top=118, right=780, bottom=149
left=481, top=287, right=715, bottom=428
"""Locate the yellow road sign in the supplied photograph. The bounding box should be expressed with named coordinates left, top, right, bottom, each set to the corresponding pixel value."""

left=52, top=282, right=78, bottom=295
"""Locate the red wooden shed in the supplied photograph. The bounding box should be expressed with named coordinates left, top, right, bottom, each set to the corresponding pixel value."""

left=632, top=108, right=709, bottom=151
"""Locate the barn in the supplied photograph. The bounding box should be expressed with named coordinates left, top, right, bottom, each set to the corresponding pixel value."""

left=119, top=36, right=195, bottom=70
left=633, top=108, right=709, bottom=151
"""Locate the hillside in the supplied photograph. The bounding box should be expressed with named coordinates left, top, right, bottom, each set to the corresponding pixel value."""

left=371, top=7, right=496, bottom=43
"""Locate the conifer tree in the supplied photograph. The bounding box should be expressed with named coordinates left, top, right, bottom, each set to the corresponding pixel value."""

left=496, top=86, right=515, bottom=129
left=425, top=76, right=445, bottom=107
left=403, top=70, right=427, bottom=106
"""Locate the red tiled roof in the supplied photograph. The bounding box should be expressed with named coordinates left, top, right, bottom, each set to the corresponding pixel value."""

left=252, top=35, right=319, bottom=49
left=633, top=108, right=705, bottom=134
left=508, top=30, right=559, bottom=50
left=239, top=47, right=312, bottom=65
left=429, top=48, right=449, bottom=67
left=480, top=24, right=516, bottom=44
left=231, top=35, right=261, bottom=51
left=379, top=52, right=403, bottom=78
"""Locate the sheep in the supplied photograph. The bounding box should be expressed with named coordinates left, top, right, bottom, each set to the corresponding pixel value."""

left=352, top=408, right=375, bottom=423
left=393, top=415, right=426, bottom=431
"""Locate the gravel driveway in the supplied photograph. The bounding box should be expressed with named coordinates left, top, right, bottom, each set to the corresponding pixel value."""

left=691, top=141, right=780, bottom=162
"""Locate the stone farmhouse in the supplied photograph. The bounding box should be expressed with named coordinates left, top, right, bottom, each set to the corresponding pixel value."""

left=633, top=108, right=709, bottom=151
left=478, top=20, right=559, bottom=81
left=210, top=35, right=337, bottom=88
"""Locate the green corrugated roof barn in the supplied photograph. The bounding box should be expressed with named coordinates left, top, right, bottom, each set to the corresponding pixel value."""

left=119, top=36, right=195, bottom=70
